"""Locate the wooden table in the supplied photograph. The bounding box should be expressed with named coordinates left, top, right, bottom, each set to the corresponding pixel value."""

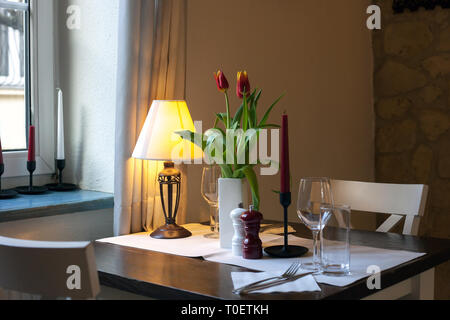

left=95, top=223, right=450, bottom=300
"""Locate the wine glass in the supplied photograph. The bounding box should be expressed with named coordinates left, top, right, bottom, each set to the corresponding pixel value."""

left=201, top=166, right=221, bottom=234
left=297, top=177, right=333, bottom=272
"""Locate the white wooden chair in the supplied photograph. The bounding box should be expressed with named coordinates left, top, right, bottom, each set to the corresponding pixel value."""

left=331, top=180, right=428, bottom=236
left=0, top=237, right=100, bottom=300
left=330, top=180, right=432, bottom=300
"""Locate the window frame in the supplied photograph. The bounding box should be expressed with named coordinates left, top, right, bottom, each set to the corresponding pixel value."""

left=1, top=0, right=55, bottom=178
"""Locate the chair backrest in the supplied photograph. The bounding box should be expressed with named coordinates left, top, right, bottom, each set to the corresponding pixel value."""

left=331, top=180, right=429, bottom=236
left=0, top=237, right=100, bottom=299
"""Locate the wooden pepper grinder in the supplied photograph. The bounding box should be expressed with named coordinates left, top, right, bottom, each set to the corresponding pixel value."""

left=241, top=205, right=263, bottom=259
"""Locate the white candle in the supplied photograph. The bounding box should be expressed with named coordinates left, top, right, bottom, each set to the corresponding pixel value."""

left=56, top=88, right=65, bottom=160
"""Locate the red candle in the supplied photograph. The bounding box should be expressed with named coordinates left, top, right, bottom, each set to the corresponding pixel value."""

left=0, top=138, right=4, bottom=165
left=28, top=126, right=36, bottom=162
left=280, top=114, right=290, bottom=193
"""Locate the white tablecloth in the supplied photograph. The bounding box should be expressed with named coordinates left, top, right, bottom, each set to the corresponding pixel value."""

left=97, top=224, right=281, bottom=258
left=98, top=224, right=426, bottom=287
left=204, top=235, right=426, bottom=287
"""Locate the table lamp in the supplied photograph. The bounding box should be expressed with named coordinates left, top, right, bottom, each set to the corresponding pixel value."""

left=132, top=100, right=202, bottom=239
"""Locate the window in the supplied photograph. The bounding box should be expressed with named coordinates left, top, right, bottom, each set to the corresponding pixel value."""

left=0, top=0, right=55, bottom=178
left=0, top=0, right=28, bottom=151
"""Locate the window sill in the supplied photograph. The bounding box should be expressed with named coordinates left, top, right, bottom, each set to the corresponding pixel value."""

left=0, top=190, right=114, bottom=223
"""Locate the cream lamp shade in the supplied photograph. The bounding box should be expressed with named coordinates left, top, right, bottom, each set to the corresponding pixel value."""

left=132, top=100, right=203, bottom=162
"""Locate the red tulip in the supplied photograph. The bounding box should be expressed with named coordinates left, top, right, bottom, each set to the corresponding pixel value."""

left=214, top=70, right=229, bottom=92
left=237, top=71, right=251, bottom=99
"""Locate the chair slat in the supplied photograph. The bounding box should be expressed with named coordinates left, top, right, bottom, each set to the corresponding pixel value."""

left=376, top=214, right=403, bottom=233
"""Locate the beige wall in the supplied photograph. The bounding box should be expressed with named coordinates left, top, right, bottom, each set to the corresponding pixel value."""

left=185, top=0, right=375, bottom=223
left=56, top=0, right=118, bottom=193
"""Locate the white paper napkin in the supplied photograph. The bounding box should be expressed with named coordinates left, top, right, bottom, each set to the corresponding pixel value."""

left=97, top=224, right=282, bottom=258
left=206, top=235, right=426, bottom=288
left=231, top=271, right=321, bottom=294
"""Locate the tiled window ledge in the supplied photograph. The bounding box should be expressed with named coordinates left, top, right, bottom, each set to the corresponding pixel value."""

left=0, top=190, right=114, bottom=223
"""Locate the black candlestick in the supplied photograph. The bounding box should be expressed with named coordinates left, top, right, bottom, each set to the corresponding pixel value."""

left=46, top=159, right=78, bottom=192
left=28, top=160, right=35, bottom=189
left=0, top=163, right=18, bottom=199
left=15, top=161, right=48, bottom=195
left=264, top=192, right=308, bottom=258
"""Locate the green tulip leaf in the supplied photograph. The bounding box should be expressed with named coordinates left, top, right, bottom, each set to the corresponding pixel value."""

left=259, top=92, right=286, bottom=128
left=243, top=166, right=260, bottom=211
left=233, top=104, right=244, bottom=126
left=176, top=130, right=206, bottom=150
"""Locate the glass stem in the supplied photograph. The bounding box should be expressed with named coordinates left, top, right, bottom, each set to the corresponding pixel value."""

left=210, top=205, right=219, bottom=233
left=312, top=230, right=321, bottom=267
left=214, top=206, right=219, bottom=233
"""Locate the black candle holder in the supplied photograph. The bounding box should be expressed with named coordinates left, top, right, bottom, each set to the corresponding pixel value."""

left=46, top=159, right=77, bottom=192
left=0, top=163, right=18, bottom=199
left=264, top=192, right=308, bottom=258
left=15, top=161, right=48, bottom=195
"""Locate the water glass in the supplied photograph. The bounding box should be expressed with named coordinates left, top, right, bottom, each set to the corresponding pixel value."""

left=320, top=204, right=351, bottom=275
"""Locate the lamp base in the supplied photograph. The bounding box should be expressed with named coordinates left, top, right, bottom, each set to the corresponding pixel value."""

left=150, top=223, right=192, bottom=239
left=264, top=245, right=309, bottom=258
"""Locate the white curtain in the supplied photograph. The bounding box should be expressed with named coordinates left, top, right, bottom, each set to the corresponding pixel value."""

left=114, top=0, right=188, bottom=236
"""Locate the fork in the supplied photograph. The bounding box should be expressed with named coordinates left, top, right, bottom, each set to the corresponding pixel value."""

left=238, top=271, right=315, bottom=295
left=232, top=262, right=300, bottom=295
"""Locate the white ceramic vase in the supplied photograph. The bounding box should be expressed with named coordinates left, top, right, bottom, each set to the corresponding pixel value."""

left=218, top=178, right=248, bottom=249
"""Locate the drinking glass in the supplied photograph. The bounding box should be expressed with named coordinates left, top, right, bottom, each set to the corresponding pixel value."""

left=201, top=166, right=221, bottom=233
left=297, top=177, right=333, bottom=271
left=320, top=204, right=351, bottom=275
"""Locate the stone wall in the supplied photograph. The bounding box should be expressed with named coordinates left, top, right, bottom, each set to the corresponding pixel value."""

left=373, top=1, right=450, bottom=299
